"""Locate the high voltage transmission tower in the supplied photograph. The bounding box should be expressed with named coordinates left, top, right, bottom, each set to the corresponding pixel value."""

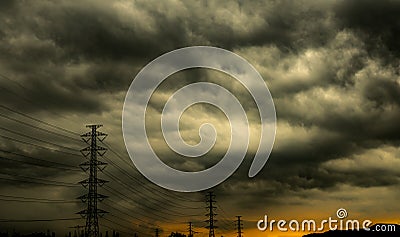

left=236, top=216, right=243, bottom=237
left=155, top=228, right=159, bottom=237
left=77, top=125, right=108, bottom=237
left=188, top=222, right=194, bottom=237
left=205, top=192, right=217, bottom=237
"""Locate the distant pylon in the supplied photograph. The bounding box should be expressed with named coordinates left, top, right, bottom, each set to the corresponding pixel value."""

left=68, top=226, right=85, bottom=237
left=205, top=192, right=217, bottom=237
left=77, top=125, right=108, bottom=237
left=188, top=222, right=194, bottom=237
left=155, top=228, right=159, bottom=237
left=236, top=216, right=243, bottom=237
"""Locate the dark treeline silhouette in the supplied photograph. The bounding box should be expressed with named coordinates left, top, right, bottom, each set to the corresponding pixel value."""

left=303, top=224, right=400, bottom=237
left=168, top=233, right=186, bottom=237
left=0, top=230, right=55, bottom=237
left=0, top=230, right=120, bottom=237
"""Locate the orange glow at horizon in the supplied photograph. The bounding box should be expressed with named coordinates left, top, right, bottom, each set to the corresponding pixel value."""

left=157, top=217, right=399, bottom=237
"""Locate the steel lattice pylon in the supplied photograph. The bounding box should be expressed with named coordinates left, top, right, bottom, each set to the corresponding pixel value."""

left=236, top=216, right=243, bottom=237
left=77, top=125, right=108, bottom=237
left=206, top=192, right=217, bottom=237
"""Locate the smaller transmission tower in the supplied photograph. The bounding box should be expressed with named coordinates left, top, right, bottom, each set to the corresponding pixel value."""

left=188, top=222, right=194, bottom=237
left=205, top=192, right=217, bottom=237
left=236, top=216, right=243, bottom=237
left=77, top=125, right=108, bottom=237
left=155, top=228, right=159, bottom=237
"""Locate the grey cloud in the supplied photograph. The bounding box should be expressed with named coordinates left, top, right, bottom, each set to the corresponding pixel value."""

left=335, top=0, right=400, bottom=59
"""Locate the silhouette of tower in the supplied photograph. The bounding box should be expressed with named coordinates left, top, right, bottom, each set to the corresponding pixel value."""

left=155, top=228, right=159, bottom=237
left=188, top=222, right=194, bottom=237
left=206, top=192, right=217, bottom=237
left=77, top=125, right=108, bottom=237
left=236, top=216, right=243, bottom=237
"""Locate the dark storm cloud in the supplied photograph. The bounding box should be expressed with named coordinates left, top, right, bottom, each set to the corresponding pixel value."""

left=241, top=1, right=336, bottom=50
left=23, top=3, right=176, bottom=62
left=0, top=0, right=337, bottom=111
left=215, top=0, right=400, bottom=211
left=363, top=76, right=400, bottom=107
left=1, top=0, right=337, bottom=65
left=34, top=4, right=183, bottom=61
left=0, top=0, right=15, bottom=12
left=0, top=1, right=127, bottom=113
left=0, top=73, right=105, bottom=113
left=335, top=0, right=400, bottom=59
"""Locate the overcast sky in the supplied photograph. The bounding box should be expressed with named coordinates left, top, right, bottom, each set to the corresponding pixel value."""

left=0, top=0, right=399, bottom=237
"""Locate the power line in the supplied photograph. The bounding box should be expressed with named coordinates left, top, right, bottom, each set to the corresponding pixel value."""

left=102, top=170, right=202, bottom=217
left=102, top=186, right=187, bottom=224
left=3, top=96, right=201, bottom=208
left=99, top=223, right=139, bottom=237
left=0, top=134, right=81, bottom=157
left=101, top=201, right=152, bottom=226
left=3, top=83, right=201, bottom=205
left=0, top=104, right=79, bottom=136
left=103, top=217, right=151, bottom=237
left=105, top=213, right=150, bottom=237
left=0, top=99, right=199, bottom=218
left=103, top=200, right=181, bottom=234
left=0, top=173, right=79, bottom=187
left=103, top=198, right=183, bottom=233
left=0, top=84, right=37, bottom=111
left=0, top=177, right=77, bottom=187
left=1, top=73, right=194, bottom=235
left=0, top=74, right=206, bottom=235
left=102, top=186, right=200, bottom=233
left=0, top=112, right=81, bottom=143
left=0, top=127, right=203, bottom=223
left=0, top=73, right=83, bottom=134
left=2, top=99, right=198, bottom=206
left=0, top=126, right=80, bottom=152
left=102, top=154, right=202, bottom=210
left=103, top=141, right=202, bottom=203
left=0, top=73, right=31, bottom=91
left=0, top=148, right=78, bottom=167
left=0, top=151, right=79, bottom=171
left=0, top=194, right=79, bottom=203
left=0, top=217, right=80, bottom=222
left=0, top=198, right=78, bottom=204
left=215, top=203, right=235, bottom=230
